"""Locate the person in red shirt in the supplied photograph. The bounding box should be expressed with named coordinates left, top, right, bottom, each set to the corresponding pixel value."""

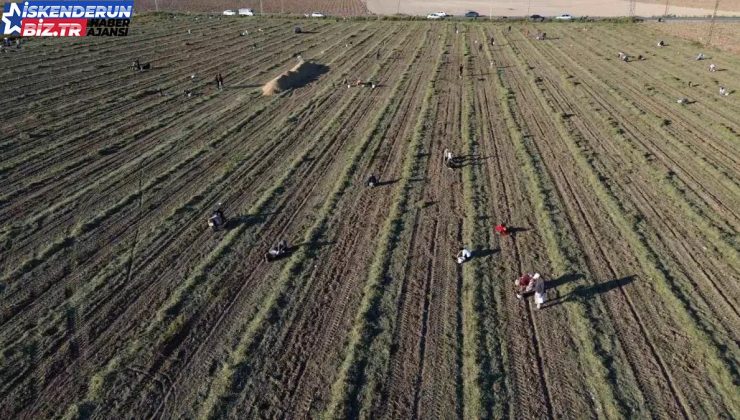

left=495, top=223, right=509, bottom=236
left=515, top=273, right=535, bottom=299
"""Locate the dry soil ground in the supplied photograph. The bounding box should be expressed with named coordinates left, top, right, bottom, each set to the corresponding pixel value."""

left=0, top=15, right=738, bottom=420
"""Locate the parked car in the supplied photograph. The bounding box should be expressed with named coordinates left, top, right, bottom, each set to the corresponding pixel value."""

left=555, top=13, right=573, bottom=20
left=238, top=8, right=254, bottom=16
left=529, top=14, right=545, bottom=21
left=222, top=9, right=236, bottom=16
left=426, top=12, right=447, bottom=19
left=310, top=12, right=326, bottom=18
left=464, top=11, right=480, bottom=18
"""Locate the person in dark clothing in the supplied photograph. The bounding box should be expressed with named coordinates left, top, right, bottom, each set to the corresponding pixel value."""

left=459, top=64, right=464, bottom=78
left=367, top=174, right=378, bottom=187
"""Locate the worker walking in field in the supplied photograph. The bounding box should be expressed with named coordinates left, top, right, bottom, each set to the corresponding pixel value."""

left=459, top=64, right=464, bottom=78
left=709, top=63, right=717, bottom=72
left=495, top=223, right=509, bottom=236
left=215, top=73, right=224, bottom=90
left=490, top=36, right=495, bottom=46
left=657, top=40, right=665, bottom=47
left=534, top=274, right=546, bottom=309
left=367, top=174, right=378, bottom=187
left=719, top=86, right=729, bottom=96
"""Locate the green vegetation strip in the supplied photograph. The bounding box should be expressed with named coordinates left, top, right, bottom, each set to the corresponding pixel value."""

left=459, top=34, right=501, bottom=419
left=512, top=35, right=738, bottom=416
left=492, top=33, right=623, bottom=419
left=538, top=28, right=740, bottom=255
left=200, top=28, right=430, bottom=419
left=67, top=38, right=401, bottom=414
left=324, top=26, right=444, bottom=420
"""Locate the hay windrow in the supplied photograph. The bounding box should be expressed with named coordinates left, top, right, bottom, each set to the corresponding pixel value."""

left=262, top=59, right=327, bottom=95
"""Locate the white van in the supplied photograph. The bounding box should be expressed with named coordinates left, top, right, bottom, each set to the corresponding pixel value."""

left=238, top=8, right=255, bottom=16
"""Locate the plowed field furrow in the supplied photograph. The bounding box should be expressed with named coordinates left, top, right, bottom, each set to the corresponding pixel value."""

left=0, top=17, right=291, bottom=102
left=228, top=26, right=442, bottom=420
left=0, top=21, right=370, bottom=314
left=0, top=22, right=398, bottom=416
left=636, top=24, right=740, bottom=80
left=538, top=26, right=740, bottom=180
left=385, top=25, right=464, bottom=419
left=533, top=24, right=740, bottom=142
left=520, top=34, right=740, bottom=211
left=90, top=24, right=416, bottom=418
left=1, top=19, right=737, bottom=420
left=537, top=71, right=740, bottom=316
left=0, top=19, right=382, bottom=296
left=503, top=28, right=738, bottom=419
left=0, top=21, right=340, bottom=221
left=114, top=26, right=422, bottom=420
left=495, top=29, right=635, bottom=418
left=0, top=19, right=281, bottom=135
left=516, top=30, right=737, bottom=306
left=513, top=32, right=740, bottom=335
left=600, top=24, right=740, bottom=118
left=469, top=28, right=555, bottom=420
left=0, top=20, right=326, bottom=191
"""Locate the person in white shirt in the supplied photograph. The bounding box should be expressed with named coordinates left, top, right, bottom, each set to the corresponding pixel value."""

left=456, top=248, right=471, bottom=264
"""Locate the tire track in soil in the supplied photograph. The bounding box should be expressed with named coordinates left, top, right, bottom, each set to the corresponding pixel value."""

left=472, top=27, right=568, bottom=419
left=495, top=28, right=633, bottom=419
left=379, top=24, right=464, bottom=419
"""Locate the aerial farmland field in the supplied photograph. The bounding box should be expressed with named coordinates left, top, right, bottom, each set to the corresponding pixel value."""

left=0, top=14, right=738, bottom=419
